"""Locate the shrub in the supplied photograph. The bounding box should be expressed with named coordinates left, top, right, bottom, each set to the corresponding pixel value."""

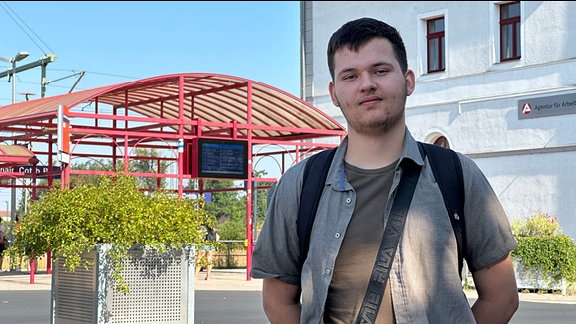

left=8, top=173, right=214, bottom=293
left=511, top=210, right=561, bottom=237
left=511, top=211, right=576, bottom=287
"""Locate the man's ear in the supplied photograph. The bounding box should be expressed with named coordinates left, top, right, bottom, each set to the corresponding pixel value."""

left=328, top=81, right=340, bottom=107
left=405, top=69, right=416, bottom=96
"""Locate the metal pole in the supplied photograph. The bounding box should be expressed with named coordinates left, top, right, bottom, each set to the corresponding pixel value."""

left=2, top=51, right=32, bottom=222
left=11, top=60, right=16, bottom=104
left=10, top=60, right=16, bottom=221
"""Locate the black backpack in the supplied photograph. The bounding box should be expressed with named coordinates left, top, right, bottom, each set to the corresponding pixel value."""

left=297, top=142, right=467, bottom=278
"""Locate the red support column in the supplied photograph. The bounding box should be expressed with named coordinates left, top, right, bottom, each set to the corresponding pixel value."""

left=246, top=181, right=253, bottom=281
left=29, top=259, right=35, bottom=284
left=46, top=250, right=52, bottom=274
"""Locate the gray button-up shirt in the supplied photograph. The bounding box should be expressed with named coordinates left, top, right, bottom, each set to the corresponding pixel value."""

left=251, top=130, right=517, bottom=323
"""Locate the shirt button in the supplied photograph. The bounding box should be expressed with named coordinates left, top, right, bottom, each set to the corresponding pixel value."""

left=325, top=269, right=331, bottom=275
left=346, top=198, right=352, bottom=204
left=335, top=233, right=341, bottom=239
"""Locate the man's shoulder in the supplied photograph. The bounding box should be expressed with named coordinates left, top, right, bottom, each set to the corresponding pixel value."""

left=417, top=142, right=477, bottom=170
left=276, top=157, right=309, bottom=188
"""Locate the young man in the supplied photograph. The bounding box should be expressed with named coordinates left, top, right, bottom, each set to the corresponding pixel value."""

left=251, top=17, right=519, bottom=323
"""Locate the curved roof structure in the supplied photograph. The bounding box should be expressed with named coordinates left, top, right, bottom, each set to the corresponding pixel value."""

left=0, top=72, right=347, bottom=190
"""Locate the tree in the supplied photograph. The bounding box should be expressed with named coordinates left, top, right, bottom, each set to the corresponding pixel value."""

left=70, top=158, right=115, bottom=187
left=197, top=179, right=247, bottom=240
left=28, top=148, right=169, bottom=208
left=128, top=148, right=170, bottom=190
left=25, top=158, right=113, bottom=211
left=182, top=170, right=274, bottom=241
left=252, top=169, right=273, bottom=232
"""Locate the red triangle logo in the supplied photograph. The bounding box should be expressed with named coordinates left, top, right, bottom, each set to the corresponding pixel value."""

left=522, top=103, right=532, bottom=114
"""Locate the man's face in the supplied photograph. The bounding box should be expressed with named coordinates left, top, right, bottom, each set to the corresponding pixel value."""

left=329, top=37, right=415, bottom=136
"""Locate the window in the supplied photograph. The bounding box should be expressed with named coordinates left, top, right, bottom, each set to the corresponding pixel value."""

left=500, top=1, right=520, bottom=61
left=427, top=17, right=445, bottom=73
left=433, top=136, right=450, bottom=149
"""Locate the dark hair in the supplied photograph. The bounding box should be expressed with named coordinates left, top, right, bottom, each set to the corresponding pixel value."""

left=327, top=17, right=408, bottom=79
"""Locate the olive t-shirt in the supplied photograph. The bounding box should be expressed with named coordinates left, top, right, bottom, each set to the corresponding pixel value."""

left=324, top=160, right=397, bottom=324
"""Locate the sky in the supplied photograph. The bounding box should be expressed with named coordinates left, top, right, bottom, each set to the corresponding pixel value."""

left=0, top=1, right=301, bottom=211
left=0, top=1, right=301, bottom=105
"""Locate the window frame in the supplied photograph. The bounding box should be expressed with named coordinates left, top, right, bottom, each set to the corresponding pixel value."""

left=426, top=17, right=446, bottom=73
left=499, top=1, right=521, bottom=62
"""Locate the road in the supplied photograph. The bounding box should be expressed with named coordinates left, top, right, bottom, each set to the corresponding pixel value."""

left=2, top=290, right=576, bottom=324
left=1, top=270, right=575, bottom=323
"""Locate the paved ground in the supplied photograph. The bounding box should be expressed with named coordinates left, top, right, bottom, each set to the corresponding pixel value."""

left=1, top=269, right=575, bottom=304
left=0, top=268, right=263, bottom=292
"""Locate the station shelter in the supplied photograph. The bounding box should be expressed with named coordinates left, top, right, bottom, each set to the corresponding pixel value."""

left=0, top=73, right=347, bottom=280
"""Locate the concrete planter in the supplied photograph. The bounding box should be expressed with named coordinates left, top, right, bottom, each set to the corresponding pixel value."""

left=50, top=244, right=195, bottom=324
left=514, top=257, right=566, bottom=294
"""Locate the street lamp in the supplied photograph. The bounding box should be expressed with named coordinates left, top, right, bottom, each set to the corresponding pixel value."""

left=0, top=51, right=30, bottom=104
left=0, top=51, right=30, bottom=221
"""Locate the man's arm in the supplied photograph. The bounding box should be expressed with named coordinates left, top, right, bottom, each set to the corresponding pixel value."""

left=262, top=278, right=301, bottom=324
left=471, top=254, right=519, bottom=324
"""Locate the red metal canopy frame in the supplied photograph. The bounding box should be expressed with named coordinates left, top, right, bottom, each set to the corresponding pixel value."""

left=0, top=72, right=347, bottom=280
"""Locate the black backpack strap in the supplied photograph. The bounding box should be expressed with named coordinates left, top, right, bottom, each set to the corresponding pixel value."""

left=355, top=159, right=422, bottom=323
left=418, top=142, right=467, bottom=278
left=298, top=147, right=337, bottom=267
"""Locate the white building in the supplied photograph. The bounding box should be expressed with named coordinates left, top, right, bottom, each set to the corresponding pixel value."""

left=300, top=1, right=576, bottom=240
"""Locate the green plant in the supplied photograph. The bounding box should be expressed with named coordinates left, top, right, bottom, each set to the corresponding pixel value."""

left=8, top=173, right=214, bottom=293
left=511, top=211, right=576, bottom=288
left=511, top=210, right=561, bottom=237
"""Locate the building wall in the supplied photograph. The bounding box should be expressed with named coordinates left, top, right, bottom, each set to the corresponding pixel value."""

left=301, top=1, right=576, bottom=240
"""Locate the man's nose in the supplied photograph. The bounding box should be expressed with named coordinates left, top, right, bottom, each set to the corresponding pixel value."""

left=359, top=73, right=377, bottom=92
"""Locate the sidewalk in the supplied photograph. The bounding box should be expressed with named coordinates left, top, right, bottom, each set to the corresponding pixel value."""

left=1, top=269, right=575, bottom=304
left=0, top=270, right=52, bottom=291
left=0, top=268, right=263, bottom=292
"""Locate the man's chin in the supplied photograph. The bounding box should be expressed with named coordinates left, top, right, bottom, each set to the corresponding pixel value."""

left=354, top=118, right=403, bottom=136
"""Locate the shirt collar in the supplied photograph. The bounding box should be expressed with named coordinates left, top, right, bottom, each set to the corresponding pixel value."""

left=327, top=128, right=425, bottom=188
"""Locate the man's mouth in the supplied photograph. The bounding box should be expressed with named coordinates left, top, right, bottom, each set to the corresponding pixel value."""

left=359, top=96, right=381, bottom=105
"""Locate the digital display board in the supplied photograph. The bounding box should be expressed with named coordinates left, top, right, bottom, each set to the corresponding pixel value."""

left=196, top=138, right=248, bottom=179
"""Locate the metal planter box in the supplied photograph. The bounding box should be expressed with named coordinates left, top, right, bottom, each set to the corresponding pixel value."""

left=514, top=257, right=566, bottom=294
left=50, top=244, right=195, bottom=324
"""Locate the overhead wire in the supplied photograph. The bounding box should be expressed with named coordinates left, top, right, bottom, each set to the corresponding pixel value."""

left=0, top=1, right=55, bottom=55
left=0, top=2, right=141, bottom=98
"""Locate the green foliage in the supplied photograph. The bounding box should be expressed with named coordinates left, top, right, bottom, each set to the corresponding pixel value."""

left=70, top=158, right=116, bottom=187
left=198, top=179, right=247, bottom=240
left=128, top=148, right=170, bottom=190
left=218, top=216, right=247, bottom=241
left=253, top=169, right=273, bottom=232
left=9, top=173, right=213, bottom=293
left=32, top=148, right=169, bottom=203
left=512, top=210, right=561, bottom=237
left=254, top=186, right=272, bottom=230
left=514, top=235, right=576, bottom=283
left=511, top=210, right=576, bottom=286
left=34, top=158, right=114, bottom=200
left=181, top=170, right=273, bottom=241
